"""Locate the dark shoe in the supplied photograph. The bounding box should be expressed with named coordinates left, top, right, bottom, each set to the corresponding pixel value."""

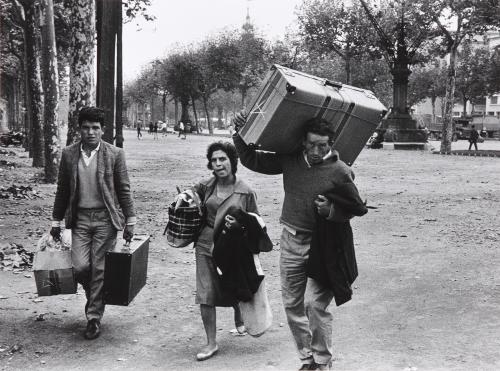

left=84, top=319, right=100, bottom=340
left=299, top=363, right=316, bottom=370
left=312, top=362, right=331, bottom=370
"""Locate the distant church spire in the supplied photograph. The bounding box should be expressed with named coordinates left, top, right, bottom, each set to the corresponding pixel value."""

left=243, top=0, right=254, bottom=33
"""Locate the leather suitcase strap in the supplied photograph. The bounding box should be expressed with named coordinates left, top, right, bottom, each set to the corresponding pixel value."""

left=335, top=102, right=356, bottom=138
left=316, top=88, right=356, bottom=140
left=315, top=95, right=332, bottom=119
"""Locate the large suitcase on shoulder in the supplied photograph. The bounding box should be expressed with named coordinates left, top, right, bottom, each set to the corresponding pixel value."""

left=103, top=235, right=149, bottom=306
left=239, top=64, right=387, bottom=166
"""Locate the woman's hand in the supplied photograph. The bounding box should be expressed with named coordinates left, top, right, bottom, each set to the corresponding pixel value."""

left=224, top=214, right=242, bottom=230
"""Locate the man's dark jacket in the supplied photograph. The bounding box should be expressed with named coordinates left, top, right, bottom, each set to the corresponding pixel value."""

left=52, top=141, right=136, bottom=230
left=306, top=183, right=368, bottom=306
left=213, top=206, right=272, bottom=302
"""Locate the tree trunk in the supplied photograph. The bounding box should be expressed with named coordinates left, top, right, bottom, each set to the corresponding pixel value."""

left=217, top=105, right=223, bottom=127
left=191, top=97, right=200, bottom=133
left=96, top=0, right=118, bottom=144
left=344, top=52, right=351, bottom=85
left=174, top=98, right=178, bottom=123
left=240, top=89, right=246, bottom=109
left=135, top=103, right=139, bottom=126
left=57, top=58, right=70, bottom=129
left=431, top=96, right=436, bottom=125
left=202, top=96, right=213, bottom=135
left=180, top=98, right=190, bottom=123
left=115, top=2, right=124, bottom=148
left=22, top=56, right=31, bottom=152
left=23, top=1, right=45, bottom=167
left=40, top=0, right=60, bottom=182
left=162, top=93, right=167, bottom=122
left=462, top=95, right=467, bottom=118
left=440, top=46, right=458, bottom=154
left=150, top=97, right=154, bottom=123
left=67, top=0, right=95, bottom=145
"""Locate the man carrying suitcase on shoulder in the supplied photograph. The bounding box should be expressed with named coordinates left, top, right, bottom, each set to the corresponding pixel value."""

left=232, top=113, right=362, bottom=370
left=50, top=106, right=137, bottom=340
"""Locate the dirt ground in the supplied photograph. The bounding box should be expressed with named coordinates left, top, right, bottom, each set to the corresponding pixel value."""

left=1, top=130, right=499, bottom=371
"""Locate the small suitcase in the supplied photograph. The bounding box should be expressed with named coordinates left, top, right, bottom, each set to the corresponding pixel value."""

left=239, top=64, right=387, bottom=166
left=103, top=235, right=149, bottom=306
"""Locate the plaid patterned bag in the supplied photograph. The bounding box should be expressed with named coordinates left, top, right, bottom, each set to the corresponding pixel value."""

left=165, top=194, right=204, bottom=248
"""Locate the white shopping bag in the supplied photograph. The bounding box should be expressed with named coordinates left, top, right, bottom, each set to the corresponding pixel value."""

left=239, top=255, right=273, bottom=337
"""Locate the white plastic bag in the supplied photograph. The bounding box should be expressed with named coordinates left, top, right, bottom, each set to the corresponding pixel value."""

left=239, top=255, right=273, bottom=337
left=36, top=230, right=72, bottom=252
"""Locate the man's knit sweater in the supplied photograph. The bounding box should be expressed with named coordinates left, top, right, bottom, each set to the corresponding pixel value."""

left=233, top=134, right=355, bottom=232
left=77, top=156, right=106, bottom=209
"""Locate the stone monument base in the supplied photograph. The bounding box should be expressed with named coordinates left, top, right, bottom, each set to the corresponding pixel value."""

left=382, top=142, right=430, bottom=150
left=380, top=115, right=428, bottom=144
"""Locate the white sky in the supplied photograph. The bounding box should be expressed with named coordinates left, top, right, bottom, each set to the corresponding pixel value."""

left=122, top=0, right=304, bottom=81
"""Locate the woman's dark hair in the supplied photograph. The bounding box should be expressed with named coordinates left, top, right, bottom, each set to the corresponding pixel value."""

left=206, top=141, right=239, bottom=175
left=78, top=106, right=105, bottom=127
left=303, top=117, right=336, bottom=145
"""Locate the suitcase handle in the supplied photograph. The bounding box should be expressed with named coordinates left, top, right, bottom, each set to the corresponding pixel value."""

left=323, top=79, right=343, bottom=89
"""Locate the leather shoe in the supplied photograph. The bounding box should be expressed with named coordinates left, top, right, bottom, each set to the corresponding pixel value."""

left=298, top=363, right=316, bottom=370
left=84, top=319, right=101, bottom=340
left=196, top=345, right=218, bottom=361
left=312, top=362, right=331, bottom=370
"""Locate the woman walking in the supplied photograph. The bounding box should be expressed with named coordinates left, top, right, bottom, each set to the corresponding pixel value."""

left=189, top=141, right=259, bottom=361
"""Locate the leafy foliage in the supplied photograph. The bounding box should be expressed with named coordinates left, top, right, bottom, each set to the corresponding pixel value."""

left=408, top=60, right=447, bottom=107
left=123, top=0, right=155, bottom=23
left=297, top=0, right=378, bottom=83
left=422, top=0, right=500, bottom=152
left=455, top=40, right=493, bottom=108
left=236, top=23, right=268, bottom=106
left=0, top=0, right=25, bottom=76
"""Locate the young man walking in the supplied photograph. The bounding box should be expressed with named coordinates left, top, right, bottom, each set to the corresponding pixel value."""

left=51, top=106, right=137, bottom=340
left=233, top=114, right=364, bottom=370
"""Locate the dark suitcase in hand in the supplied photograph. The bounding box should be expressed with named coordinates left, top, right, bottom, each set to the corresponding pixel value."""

left=104, top=235, right=149, bottom=306
left=239, top=64, right=387, bottom=166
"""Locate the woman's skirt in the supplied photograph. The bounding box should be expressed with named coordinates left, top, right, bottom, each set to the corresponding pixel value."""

left=194, top=226, right=236, bottom=307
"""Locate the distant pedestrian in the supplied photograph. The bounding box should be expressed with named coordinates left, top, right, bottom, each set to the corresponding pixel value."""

left=178, top=121, right=186, bottom=139
left=153, top=122, right=159, bottom=140
left=149, top=121, right=154, bottom=134
left=468, top=125, right=479, bottom=151
left=137, top=124, right=142, bottom=140
left=161, top=122, right=167, bottom=137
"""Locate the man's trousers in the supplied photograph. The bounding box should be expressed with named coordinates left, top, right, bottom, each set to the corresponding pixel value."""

left=280, top=228, right=335, bottom=365
left=72, top=209, right=117, bottom=321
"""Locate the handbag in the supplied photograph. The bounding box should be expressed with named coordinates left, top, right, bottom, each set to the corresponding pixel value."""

left=165, top=190, right=204, bottom=248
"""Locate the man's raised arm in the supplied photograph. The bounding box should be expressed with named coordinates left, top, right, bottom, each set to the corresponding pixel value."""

left=232, top=112, right=283, bottom=175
